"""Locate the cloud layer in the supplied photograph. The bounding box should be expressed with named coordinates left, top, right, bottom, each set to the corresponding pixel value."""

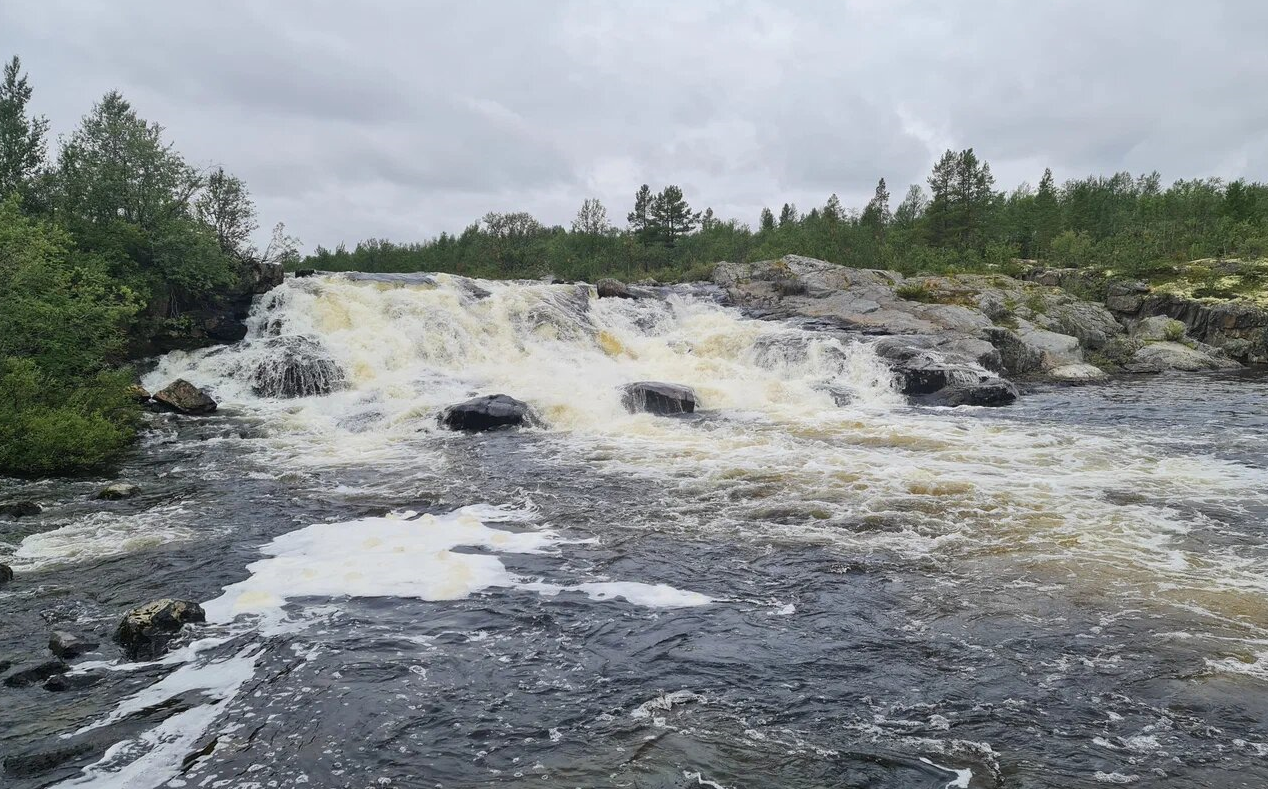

left=4, top=0, right=1265, bottom=251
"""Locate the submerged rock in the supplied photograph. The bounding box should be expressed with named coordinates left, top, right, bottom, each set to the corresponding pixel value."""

left=621, top=381, right=697, bottom=415
left=0, top=500, right=41, bottom=518
left=153, top=379, right=218, bottom=415
left=49, top=630, right=99, bottom=660
left=250, top=335, right=346, bottom=398
left=917, top=379, right=1019, bottom=407
left=439, top=394, right=538, bottom=432
left=43, top=672, right=102, bottom=692
left=97, top=483, right=139, bottom=500
left=0, top=564, right=12, bottom=585
left=2, top=659, right=68, bottom=688
left=114, top=598, right=206, bottom=661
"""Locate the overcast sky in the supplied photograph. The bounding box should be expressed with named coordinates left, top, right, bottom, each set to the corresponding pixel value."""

left=4, top=1, right=1266, bottom=252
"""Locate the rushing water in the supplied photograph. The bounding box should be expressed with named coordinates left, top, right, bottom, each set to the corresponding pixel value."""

left=2, top=273, right=1267, bottom=788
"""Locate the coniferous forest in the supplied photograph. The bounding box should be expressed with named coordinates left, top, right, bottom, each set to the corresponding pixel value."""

left=304, top=149, right=1268, bottom=286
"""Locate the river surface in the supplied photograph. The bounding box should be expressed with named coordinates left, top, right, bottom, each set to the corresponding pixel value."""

left=2, top=273, right=1267, bottom=788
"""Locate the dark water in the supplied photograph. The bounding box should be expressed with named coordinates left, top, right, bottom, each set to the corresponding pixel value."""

left=2, top=283, right=1267, bottom=788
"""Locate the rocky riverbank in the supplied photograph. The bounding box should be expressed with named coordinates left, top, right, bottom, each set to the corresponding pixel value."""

left=710, top=255, right=1257, bottom=406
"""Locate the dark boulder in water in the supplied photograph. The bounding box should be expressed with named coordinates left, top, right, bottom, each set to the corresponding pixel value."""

left=295, top=268, right=317, bottom=278
left=596, top=278, right=637, bottom=299
left=0, top=500, right=41, bottom=518
left=153, top=379, right=218, bottom=415
left=114, top=598, right=206, bottom=661
left=250, top=336, right=345, bottom=398
left=917, top=379, right=1018, bottom=407
left=0, top=564, right=12, bottom=585
left=2, top=659, right=67, bottom=688
left=439, top=394, right=538, bottom=432
left=621, top=381, right=697, bottom=415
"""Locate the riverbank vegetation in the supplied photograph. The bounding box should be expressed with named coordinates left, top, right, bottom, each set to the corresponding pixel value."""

left=304, top=151, right=1268, bottom=286
left=0, top=55, right=291, bottom=476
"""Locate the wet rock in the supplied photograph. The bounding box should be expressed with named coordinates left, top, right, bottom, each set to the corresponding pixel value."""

left=114, top=598, right=207, bottom=661
left=1124, top=341, right=1241, bottom=373
left=0, top=500, right=41, bottom=518
left=248, top=261, right=285, bottom=294
left=596, top=278, right=636, bottom=299
left=438, top=394, right=538, bottom=432
left=153, top=379, right=218, bottom=415
left=620, top=381, right=697, bottom=415
left=2, top=659, right=68, bottom=688
left=127, top=384, right=152, bottom=403
left=917, top=379, right=1019, bottom=407
left=97, top=483, right=139, bottom=500
left=0, top=564, right=12, bottom=585
left=250, top=335, right=345, bottom=398
left=294, top=268, right=317, bottom=278
left=205, top=313, right=249, bottom=343
left=49, top=630, right=99, bottom=660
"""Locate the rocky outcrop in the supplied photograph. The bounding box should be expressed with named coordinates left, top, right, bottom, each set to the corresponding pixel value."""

left=713, top=256, right=1128, bottom=401
left=249, top=335, right=345, bottom=398
left=620, top=382, right=697, bottom=415
left=0, top=500, right=41, bottom=518
left=114, top=598, right=206, bottom=661
left=438, top=394, right=539, bottom=432
left=49, top=630, right=99, bottom=660
left=97, top=483, right=139, bottom=500
left=153, top=379, right=218, bottom=415
left=1117, top=292, right=1268, bottom=363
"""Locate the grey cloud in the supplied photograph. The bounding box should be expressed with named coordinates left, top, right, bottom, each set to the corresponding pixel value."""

left=2, top=0, right=1263, bottom=251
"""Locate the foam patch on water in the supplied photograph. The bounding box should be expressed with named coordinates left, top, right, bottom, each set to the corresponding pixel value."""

left=204, top=505, right=712, bottom=632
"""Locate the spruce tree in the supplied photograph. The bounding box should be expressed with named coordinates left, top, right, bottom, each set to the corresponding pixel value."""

left=0, top=56, right=49, bottom=201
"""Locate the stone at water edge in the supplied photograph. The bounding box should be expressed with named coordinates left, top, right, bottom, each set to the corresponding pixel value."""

left=1047, top=363, right=1109, bottom=382
left=152, top=379, right=218, bottom=415
left=114, top=598, right=207, bottom=661
left=49, top=630, right=99, bottom=660
left=97, top=483, right=139, bottom=500
left=620, top=381, right=697, bottom=415
left=0, top=500, right=41, bottom=518
left=2, top=659, right=68, bottom=688
left=126, top=384, right=152, bottom=403
left=1124, top=342, right=1241, bottom=374
left=439, top=394, right=539, bottom=432
left=917, top=379, right=1019, bottom=407
left=0, top=564, right=12, bottom=585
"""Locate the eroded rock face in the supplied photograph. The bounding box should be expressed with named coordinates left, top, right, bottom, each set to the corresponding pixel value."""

left=250, top=335, right=345, bottom=398
left=114, top=599, right=206, bottom=661
left=620, top=382, right=697, bottom=415
left=153, top=379, right=218, bottom=415
left=438, top=394, right=538, bottom=432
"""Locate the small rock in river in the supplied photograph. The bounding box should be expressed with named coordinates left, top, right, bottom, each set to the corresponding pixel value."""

left=114, top=598, right=207, bottom=660
left=2, top=659, right=68, bottom=688
left=49, top=630, right=99, bottom=660
left=0, top=500, right=41, bottom=518
left=97, top=483, right=139, bottom=500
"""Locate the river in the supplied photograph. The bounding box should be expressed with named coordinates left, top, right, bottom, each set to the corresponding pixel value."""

left=2, top=273, right=1266, bottom=788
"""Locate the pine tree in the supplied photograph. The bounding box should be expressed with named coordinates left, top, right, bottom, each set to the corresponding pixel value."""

left=648, top=185, right=700, bottom=246
left=893, top=185, right=927, bottom=229
left=1033, top=168, right=1061, bottom=254
left=0, top=56, right=49, bottom=201
left=778, top=202, right=798, bottom=227
left=861, top=178, right=891, bottom=230
left=759, top=207, right=775, bottom=232
left=627, top=184, right=652, bottom=239
left=823, top=194, right=843, bottom=222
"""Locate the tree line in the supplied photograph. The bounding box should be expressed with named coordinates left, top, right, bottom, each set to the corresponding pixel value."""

left=0, top=55, right=293, bottom=475
left=306, top=149, right=1268, bottom=284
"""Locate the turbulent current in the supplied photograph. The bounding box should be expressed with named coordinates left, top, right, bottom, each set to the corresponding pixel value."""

left=2, top=273, right=1268, bottom=788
